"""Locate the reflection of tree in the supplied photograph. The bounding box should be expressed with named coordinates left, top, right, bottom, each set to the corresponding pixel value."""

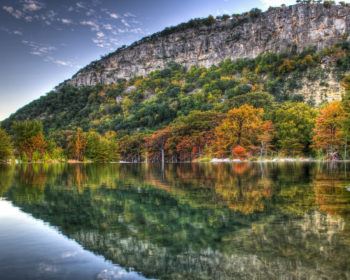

left=3, top=162, right=350, bottom=279
left=125, top=163, right=274, bottom=214
left=214, top=163, right=273, bottom=214
left=6, top=165, right=48, bottom=204
left=0, top=165, right=15, bottom=197
left=312, top=163, right=350, bottom=218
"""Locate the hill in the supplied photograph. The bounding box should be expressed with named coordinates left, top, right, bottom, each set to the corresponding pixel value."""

left=2, top=40, right=349, bottom=133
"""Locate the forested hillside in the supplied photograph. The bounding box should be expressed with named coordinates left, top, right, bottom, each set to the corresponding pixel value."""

left=3, top=42, right=349, bottom=133
left=0, top=42, right=349, bottom=162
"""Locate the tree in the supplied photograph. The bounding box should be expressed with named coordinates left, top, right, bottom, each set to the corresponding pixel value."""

left=169, top=111, right=224, bottom=161
left=146, top=127, right=172, bottom=164
left=85, top=130, right=119, bottom=162
left=312, top=102, right=345, bottom=159
left=118, top=133, right=145, bottom=162
left=68, top=128, right=87, bottom=161
left=273, top=102, right=316, bottom=156
left=229, top=92, right=275, bottom=111
left=0, top=128, right=13, bottom=161
left=232, top=145, right=247, bottom=159
left=341, top=75, right=350, bottom=159
left=258, top=120, right=274, bottom=158
left=11, top=120, right=47, bottom=161
left=213, top=104, right=266, bottom=157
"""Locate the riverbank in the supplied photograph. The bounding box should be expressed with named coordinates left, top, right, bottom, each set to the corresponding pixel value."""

left=2, top=157, right=350, bottom=164
left=209, top=157, right=318, bottom=163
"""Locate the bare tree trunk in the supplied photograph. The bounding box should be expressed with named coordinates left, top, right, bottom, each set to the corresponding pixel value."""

left=161, top=147, right=165, bottom=171
left=345, top=135, right=348, bottom=160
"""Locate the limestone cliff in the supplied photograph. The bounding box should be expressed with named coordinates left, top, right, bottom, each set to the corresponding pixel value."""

left=67, top=3, right=350, bottom=87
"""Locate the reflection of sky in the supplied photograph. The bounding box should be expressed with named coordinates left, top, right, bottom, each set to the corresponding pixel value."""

left=0, top=199, right=147, bottom=280
left=0, top=0, right=314, bottom=120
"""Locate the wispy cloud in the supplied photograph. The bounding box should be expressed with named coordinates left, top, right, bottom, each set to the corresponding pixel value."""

left=61, top=18, right=72, bottom=24
left=21, top=39, right=78, bottom=68
left=1, top=27, right=23, bottom=36
left=46, top=57, right=77, bottom=67
left=22, top=40, right=56, bottom=56
left=109, top=12, right=119, bottom=19
left=3, top=1, right=44, bottom=22
left=121, top=19, right=130, bottom=27
left=22, top=0, right=44, bottom=12
left=3, top=0, right=144, bottom=51
left=76, top=2, right=87, bottom=9
left=123, top=12, right=136, bottom=18
left=13, top=30, right=23, bottom=35
left=80, top=20, right=100, bottom=31
left=3, top=6, right=24, bottom=19
left=103, top=23, right=113, bottom=30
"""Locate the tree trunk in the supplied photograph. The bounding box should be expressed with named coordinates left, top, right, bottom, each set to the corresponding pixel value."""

left=345, top=136, right=348, bottom=160
left=161, top=148, right=165, bottom=166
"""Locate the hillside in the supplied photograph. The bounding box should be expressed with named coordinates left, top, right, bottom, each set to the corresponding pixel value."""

left=3, top=40, right=349, bottom=133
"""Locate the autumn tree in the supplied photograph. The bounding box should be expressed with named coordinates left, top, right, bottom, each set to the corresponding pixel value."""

left=213, top=104, right=266, bottom=157
left=146, top=126, right=172, bottom=164
left=0, top=128, right=13, bottom=161
left=68, top=128, right=87, bottom=161
left=273, top=102, right=316, bottom=156
left=175, top=136, right=194, bottom=162
left=312, top=102, right=345, bottom=159
left=168, top=111, right=223, bottom=161
left=11, top=120, right=47, bottom=161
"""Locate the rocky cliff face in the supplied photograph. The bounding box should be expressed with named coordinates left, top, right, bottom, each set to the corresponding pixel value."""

left=67, top=3, right=350, bottom=87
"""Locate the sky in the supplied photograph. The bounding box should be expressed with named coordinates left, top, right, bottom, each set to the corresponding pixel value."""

left=0, top=0, right=323, bottom=120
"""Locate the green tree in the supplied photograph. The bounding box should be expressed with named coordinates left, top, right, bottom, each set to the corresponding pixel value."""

left=118, top=133, right=145, bottom=162
left=86, top=130, right=119, bottom=162
left=341, top=75, right=350, bottom=159
left=273, top=102, right=316, bottom=156
left=0, top=128, right=13, bottom=161
left=11, top=120, right=47, bottom=161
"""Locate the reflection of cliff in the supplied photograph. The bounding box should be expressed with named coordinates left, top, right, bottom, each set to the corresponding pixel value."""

left=10, top=184, right=350, bottom=279
left=3, top=163, right=350, bottom=279
left=71, top=210, right=350, bottom=280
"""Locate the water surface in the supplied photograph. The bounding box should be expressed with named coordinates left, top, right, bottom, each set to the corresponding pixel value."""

left=0, top=163, right=350, bottom=279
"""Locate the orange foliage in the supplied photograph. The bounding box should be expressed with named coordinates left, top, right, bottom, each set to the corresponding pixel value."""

left=146, top=127, right=172, bottom=162
left=232, top=145, right=247, bottom=159
left=312, top=102, right=345, bottom=156
left=20, top=133, right=47, bottom=161
left=213, top=104, right=270, bottom=158
left=69, top=129, right=87, bottom=161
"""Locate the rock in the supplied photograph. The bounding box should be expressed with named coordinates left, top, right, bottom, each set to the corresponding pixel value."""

left=67, top=4, right=350, bottom=88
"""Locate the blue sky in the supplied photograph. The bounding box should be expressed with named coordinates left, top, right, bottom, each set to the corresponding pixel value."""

left=0, top=0, right=324, bottom=120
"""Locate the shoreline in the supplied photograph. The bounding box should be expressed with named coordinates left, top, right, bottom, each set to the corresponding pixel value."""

left=2, top=158, right=350, bottom=165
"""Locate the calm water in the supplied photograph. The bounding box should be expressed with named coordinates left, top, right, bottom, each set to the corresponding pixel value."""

left=0, top=163, right=350, bottom=280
